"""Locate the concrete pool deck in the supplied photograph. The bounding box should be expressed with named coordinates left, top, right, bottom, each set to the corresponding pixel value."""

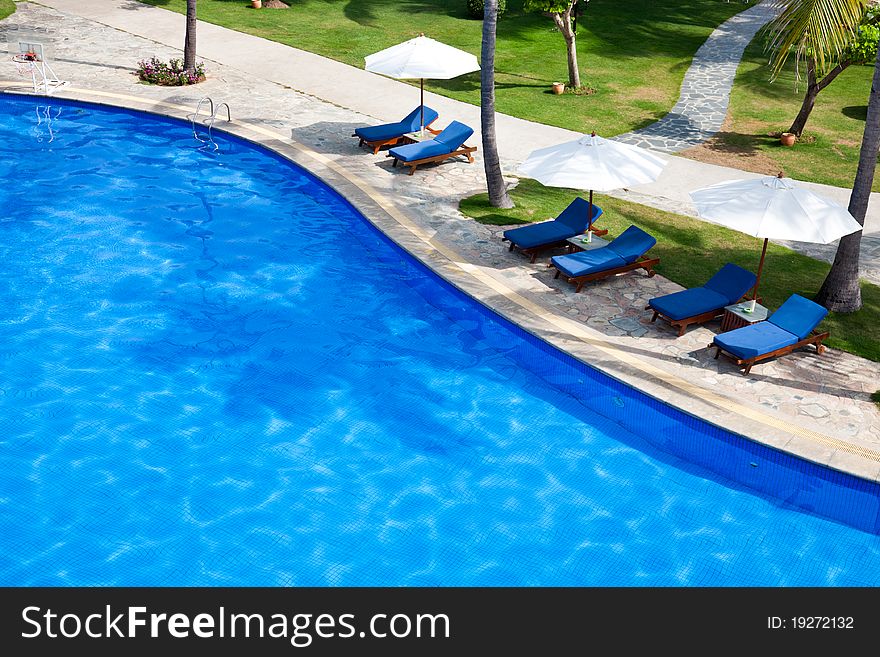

left=3, top=0, right=879, bottom=481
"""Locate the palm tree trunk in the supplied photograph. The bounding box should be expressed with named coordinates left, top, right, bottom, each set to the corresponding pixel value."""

left=814, top=49, right=879, bottom=312
left=184, top=0, right=198, bottom=72
left=481, top=0, right=514, bottom=209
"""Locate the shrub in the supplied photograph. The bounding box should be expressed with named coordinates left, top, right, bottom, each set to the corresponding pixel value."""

left=466, top=0, right=506, bottom=19
left=136, top=57, right=206, bottom=86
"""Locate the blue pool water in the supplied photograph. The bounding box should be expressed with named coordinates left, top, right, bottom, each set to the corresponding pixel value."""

left=1, top=94, right=879, bottom=587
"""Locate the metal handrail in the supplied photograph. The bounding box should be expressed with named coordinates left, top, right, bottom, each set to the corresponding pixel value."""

left=205, top=102, right=231, bottom=150
left=214, top=102, right=231, bottom=122
left=189, top=97, right=231, bottom=151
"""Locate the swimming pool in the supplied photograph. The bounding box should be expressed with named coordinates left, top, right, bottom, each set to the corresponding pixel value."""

left=1, top=93, right=879, bottom=587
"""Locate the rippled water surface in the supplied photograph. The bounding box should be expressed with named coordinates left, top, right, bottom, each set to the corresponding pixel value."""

left=1, top=96, right=879, bottom=586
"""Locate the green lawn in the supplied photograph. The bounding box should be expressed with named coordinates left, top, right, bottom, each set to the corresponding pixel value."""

left=143, top=0, right=877, bottom=189
left=690, top=36, right=877, bottom=191
left=0, top=0, right=14, bottom=20
left=139, top=0, right=746, bottom=137
left=460, top=179, right=880, bottom=362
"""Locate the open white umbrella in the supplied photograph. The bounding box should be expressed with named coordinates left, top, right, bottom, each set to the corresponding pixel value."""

left=364, top=33, right=480, bottom=134
left=689, top=172, right=863, bottom=299
left=517, top=132, right=667, bottom=231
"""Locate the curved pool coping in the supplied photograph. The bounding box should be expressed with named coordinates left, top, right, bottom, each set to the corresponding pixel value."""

left=4, top=83, right=879, bottom=484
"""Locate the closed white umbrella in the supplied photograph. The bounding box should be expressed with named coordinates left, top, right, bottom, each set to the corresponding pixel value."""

left=689, top=172, right=863, bottom=299
left=518, top=132, right=667, bottom=231
left=365, top=33, right=480, bottom=134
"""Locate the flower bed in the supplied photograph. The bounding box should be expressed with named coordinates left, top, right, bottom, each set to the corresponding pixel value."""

left=136, top=57, right=206, bottom=86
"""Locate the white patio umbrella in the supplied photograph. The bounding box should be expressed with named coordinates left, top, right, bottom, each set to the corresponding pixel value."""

left=364, top=33, right=480, bottom=134
left=517, top=132, right=668, bottom=231
left=689, top=172, right=863, bottom=299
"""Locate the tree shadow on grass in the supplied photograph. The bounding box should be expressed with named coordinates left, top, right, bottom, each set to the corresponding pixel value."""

left=692, top=128, right=780, bottom=158
left=343, top=0, right=473, bottom=28
left=842, top=105, right=867, bottom=122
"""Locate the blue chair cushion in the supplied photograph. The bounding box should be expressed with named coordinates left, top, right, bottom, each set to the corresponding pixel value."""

left=354, top=121, right=408, bottom=142
left=388, top=139, right=454, bottom=162
left=713, top=322, right=798, bottom=360
left=555, top=197, right=603, bottom=233
left=389, top=120, right=474, bottom=162
left=768, top=293, right=828, bottom=340
left=433, top=120, right=474, bottom=150
left=503, top=198, right=605, bottom=249
left=550, top=248, right=627, bottom=279
left=648, top=287, right=729, bottom=321
left=503, top=221, right=577, bottom=248
left=354, top=106, right=439, bottom=142
left=606, top=225, right=656, bottom=264
left=401, top=105, right=439, bottom=132
left=703, top=263, right=757, bottom=304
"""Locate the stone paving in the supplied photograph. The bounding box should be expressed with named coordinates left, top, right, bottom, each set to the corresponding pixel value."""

left=1, top=1, right=879, bottom=480
left=614, top=0, right=779, bottom=153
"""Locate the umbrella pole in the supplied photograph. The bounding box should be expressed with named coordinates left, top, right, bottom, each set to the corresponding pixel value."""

left=752, top=237, right=768, bottom=300
left=420, top=79, right=425, bottom=135
left=587, top=189, right=594, bottom=231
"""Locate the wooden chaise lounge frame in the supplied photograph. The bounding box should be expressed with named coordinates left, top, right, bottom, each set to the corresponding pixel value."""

left=710, top=329, right=830, bottom=375
left=551, top=255, right=660, bottom=293
left=390, top=144, right=478, bottom=175
left=647, top=293, right=758, bottom=337
left=512, top=227, right=610, bottom=264
left=357, top=123, right=441, bottom=155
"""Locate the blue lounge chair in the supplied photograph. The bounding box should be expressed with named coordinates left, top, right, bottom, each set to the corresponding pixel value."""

left=647, top=263, right=757, bottom=336
left=711, top=294, right=829, bottom=375
left=387, top=120, right=477, bottom=174
left=501, top=197, right=606, bottom=263
left=550, top=224, right=660, bottom=292
left=353, top=105, right=440, bottom=154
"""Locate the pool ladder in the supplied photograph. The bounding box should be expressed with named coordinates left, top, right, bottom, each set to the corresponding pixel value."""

left=188, top=97, right=231, bottom=151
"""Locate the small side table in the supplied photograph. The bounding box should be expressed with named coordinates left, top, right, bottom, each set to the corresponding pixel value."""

left=402, top=130, right=438, bottom=144
left=720, top=301, right=769, bottom=332
left=564, top=233, right=609, bottom=253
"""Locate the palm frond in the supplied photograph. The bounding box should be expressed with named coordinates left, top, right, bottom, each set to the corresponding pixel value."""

left=760, top=0, right=867, bottom=81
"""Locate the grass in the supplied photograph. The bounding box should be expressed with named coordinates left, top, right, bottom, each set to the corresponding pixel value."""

left=0, top=0, right=14, bottom=20
left=142, top=0, right=878, bottom=189
left=139, top=0, right=746, bottom=137
left=684, top=36, right=877, bottom=191
left=460, top=178, right=880, bottom=362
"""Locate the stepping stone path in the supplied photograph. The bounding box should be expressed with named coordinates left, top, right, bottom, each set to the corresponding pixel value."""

left=614, top=0, right=780, bottom=153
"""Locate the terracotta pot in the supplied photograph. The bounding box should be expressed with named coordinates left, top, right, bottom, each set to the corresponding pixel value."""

left=552, top=82, right=565, bottom=95
left=251, top=0, right=262, bottom=7
left=780, top=132, right=796, bottom=147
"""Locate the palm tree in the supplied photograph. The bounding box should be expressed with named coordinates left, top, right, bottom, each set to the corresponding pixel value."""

left=814, top=42, right=880, bottom=311
left=760, top=0, right=868, bottom=137
left=759, top=0, right=874, bottom=312
left=184, top=0, right=198, bottom=73
left=481, top=0, right=514, bottom=208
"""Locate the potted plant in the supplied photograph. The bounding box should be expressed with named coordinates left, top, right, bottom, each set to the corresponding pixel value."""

left=251, top=0, right=262, bottom=7
left=780, top=132, right=796, bottom=147
left=552, top=82, right=565, bottom=95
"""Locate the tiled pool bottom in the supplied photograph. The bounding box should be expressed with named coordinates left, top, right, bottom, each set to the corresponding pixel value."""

left=1, top=94, right=879, bottom=587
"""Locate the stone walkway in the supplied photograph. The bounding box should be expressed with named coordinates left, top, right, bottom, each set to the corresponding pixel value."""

left=615, top=0, right=779, bottom=153
left=1, top=1, right=879, bottom=481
